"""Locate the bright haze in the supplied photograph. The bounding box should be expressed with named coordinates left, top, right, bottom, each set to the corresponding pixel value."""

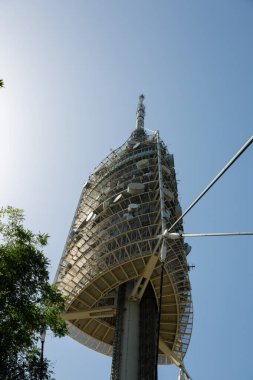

left=0, top=1, right=253, bottom=379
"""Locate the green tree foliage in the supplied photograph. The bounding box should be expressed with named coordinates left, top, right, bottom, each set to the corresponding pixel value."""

left=0, top=207, right=67, bottom=379
left=0, top=79, right=4, bottom=87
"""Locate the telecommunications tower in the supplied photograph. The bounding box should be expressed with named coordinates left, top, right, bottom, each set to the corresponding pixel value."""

left=55, top=96, right=193, bottom=379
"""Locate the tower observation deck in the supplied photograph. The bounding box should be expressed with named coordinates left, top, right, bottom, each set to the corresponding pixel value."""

left=55, top=96, right=193, bottom=379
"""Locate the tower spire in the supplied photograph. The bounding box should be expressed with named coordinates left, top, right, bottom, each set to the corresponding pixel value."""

left=136, top=94, right=145, bottom=130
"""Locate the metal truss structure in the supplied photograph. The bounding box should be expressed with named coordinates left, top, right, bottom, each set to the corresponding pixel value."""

left=55, top=96, right=193, bottom=376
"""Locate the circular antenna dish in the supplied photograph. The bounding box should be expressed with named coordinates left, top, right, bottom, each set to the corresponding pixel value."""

left=113, top=194, right=123, bottom=203
left=133, top=142, right=141, bottom=149
left=86, top=211, right=95, bottom=222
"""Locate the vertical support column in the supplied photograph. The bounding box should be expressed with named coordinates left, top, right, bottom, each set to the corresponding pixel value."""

left=111, top=282, right=158, bottom=380
left=139, top=283, right=158, bottom=380
left=111, top=285, right=126, bottom=380
left=111, top=282, right=140, bottom=380
left=120, top=283, right=140, bottom=380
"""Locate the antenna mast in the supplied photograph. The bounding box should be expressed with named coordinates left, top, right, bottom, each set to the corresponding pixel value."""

left=136, top=94, right=145, bottom=130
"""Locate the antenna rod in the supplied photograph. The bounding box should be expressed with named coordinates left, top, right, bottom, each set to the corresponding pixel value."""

left=168, top=135, right=253, bottom=232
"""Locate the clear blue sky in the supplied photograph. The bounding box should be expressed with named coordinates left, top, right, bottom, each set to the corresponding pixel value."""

left=1, top=1, right=253, bottom=379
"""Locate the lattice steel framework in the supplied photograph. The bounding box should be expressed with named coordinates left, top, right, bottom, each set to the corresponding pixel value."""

left=55, top=97, right=193, bottom=370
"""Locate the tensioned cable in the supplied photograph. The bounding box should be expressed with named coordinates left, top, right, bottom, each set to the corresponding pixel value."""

left=166, top=232, right=253, bottom=238
left=155, top=136, right=253, bottom=379
left=168, top=135, right=253, bottom=233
